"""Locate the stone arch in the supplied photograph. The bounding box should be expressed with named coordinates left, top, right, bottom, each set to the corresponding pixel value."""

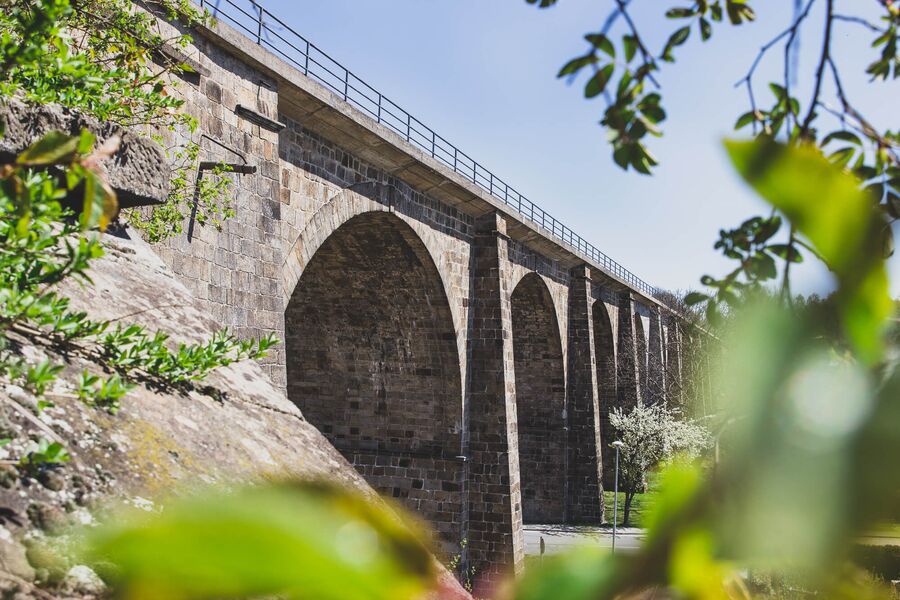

left=633, top=313, right=648, bottom=403
left=665, top=316, right=683, bottom=408
left=593, top=301, right=617, bottom=489
left=510, top=272, right=566, bottom=523
left=284, top=209, right=464, bottom=543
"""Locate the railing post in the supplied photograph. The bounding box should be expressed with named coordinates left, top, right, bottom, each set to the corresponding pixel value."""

left=432, top=130, right=436, bottom=157
left=377, top=93, right=382, bottom=122
left=304, top=41, right=310, bottom=74
left=407, top=113, right=411, bottom=142
left=344, top=71, right=349, bottom=100
left=256, top=8, right=263, bottom=44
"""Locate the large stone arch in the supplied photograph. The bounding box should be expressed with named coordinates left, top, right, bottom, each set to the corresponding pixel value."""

left=593, top=301, right=617, bottom=489
left=284, top=208, right=464, bottom=544
left=510, top=272, right=566, bottom=523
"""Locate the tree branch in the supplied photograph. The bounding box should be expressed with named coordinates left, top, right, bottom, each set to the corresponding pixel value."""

left=799, top=0, right=834, bottom=136
left=735, top=0, right=817, bottom=135
left=833, top=14, right=885, bottom=33
left=613, top=0, right=662, bottom=89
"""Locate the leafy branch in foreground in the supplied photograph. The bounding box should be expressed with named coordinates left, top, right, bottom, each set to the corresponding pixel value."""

left=533, top=0, right=757, bottom=173
left=530, top=0, right=898, bottom=322
left=76, top=482, right=440, bottom=600
left=0, top=130, right=277, bottom=450
left=0, top=0, right=238, bottom=242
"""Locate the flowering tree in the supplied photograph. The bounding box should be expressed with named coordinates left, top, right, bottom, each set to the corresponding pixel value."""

left=609, top=403, right=710, bottom=525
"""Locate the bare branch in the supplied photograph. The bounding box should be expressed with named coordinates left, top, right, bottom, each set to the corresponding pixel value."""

left=612, top=0, right=662, bottom=89
left=735, top=0, right=817, bottom=135
left=799, top=0, right=834, bottom=136
left=826, top=56, right=900, bottom=164
left=833, top=13, right=885, bottom=33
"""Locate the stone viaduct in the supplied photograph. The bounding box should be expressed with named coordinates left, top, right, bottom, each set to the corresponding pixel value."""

left=141, top=1, right=703, bottom=579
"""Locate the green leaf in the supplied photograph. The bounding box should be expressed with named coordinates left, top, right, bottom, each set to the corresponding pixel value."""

left=699, top=18, right=712, bottom=41
left=640, top=104, right=666, bottom=125
left=623, top=34, right=638, bottom=62
left=76, top=129, right=96, bottom=155
left=661, top=26, right=691, bottom=61
left=753, top=216, right=782, bottom=244
left=83, top=482, right=435, bottom=600
left=734, top=111, right=756, bottom=130
left=685, top=292, right=710, bottom=305
left=766, top=243, right=803, bottom=263
left=666, top=7, right=696, bottom=19
left=80, top=169, right=118, bottom=231
left=668, top=26, right=691, bottom=47
left=16, top=130, right=80, bottom=165
left=585, top=64, right=615, bottom=98
left=829, top=147, right=856, bottom=170
left=725, top=138, right=892, bottom=364
left=725, top=0, right=755, bottom=24
left=558, top=54, right=597, bottom=78
left=753, top=252, right=777, bottom=279
left=769, top=82, right=787, bottom=100
left=821, top=130, right=863, bottom=147
left=585, top=33, right=615, bottom=58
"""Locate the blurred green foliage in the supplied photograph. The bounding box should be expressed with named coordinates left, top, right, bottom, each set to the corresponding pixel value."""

left=512, top=138, right=900, bottom=599
left=82, top=482, right=437, bottom=600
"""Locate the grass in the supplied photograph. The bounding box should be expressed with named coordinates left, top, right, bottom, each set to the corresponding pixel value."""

left=603, top=490, right=656, bottom=528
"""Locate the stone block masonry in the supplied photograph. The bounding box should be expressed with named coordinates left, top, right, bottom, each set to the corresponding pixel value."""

left=138, top=5, right=701, bottom=583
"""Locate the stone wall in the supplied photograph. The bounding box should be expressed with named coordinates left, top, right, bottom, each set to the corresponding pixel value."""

left=350, top=451, right=465, bottom=550
left=145, top=21, right=287, bottom=386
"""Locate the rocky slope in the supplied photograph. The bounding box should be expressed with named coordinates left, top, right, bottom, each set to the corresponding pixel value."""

left=0, top=229, right=467, bottom=599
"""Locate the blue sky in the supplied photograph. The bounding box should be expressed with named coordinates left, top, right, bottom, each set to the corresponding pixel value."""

left=247, top=0, right=898, bottom=297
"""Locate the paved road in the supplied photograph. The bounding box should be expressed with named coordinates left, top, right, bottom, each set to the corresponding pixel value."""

left=523, top=526, right=900, bottom=558
left=524, top=524, right=644, bottom=556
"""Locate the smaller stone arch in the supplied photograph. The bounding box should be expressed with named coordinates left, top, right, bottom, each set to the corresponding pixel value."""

left=665, top=315, right=683, bottom=408
left=511, top=272, right=566, bottom=523
left=593, top=300, right=618, bottom=490
left=633, top=313, right=648, bottom=403
left=647, top=311, right=666, bottom=405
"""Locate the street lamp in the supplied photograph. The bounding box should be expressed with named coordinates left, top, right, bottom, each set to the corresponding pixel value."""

left=610, top=440, right=624, bottom=554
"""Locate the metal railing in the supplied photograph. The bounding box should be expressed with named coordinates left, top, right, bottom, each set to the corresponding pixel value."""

left=199, top=0, right=663, bottom=299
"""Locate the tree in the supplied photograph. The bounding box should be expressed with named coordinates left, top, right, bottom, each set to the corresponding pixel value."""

left=609, top=403, right=710, bottom=526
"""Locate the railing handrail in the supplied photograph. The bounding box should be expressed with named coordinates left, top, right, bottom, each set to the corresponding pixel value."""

left=199, top=0, right=664, bottom=300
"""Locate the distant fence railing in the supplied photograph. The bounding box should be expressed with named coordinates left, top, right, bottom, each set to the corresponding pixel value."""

left=199, top=0, right=663, bottom=299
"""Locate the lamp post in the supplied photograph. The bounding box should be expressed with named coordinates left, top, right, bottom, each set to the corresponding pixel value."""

left=611, top=440, right=624, bottom=554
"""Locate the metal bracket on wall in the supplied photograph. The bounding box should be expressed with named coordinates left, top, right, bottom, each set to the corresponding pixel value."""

left=187, top=136, right=257, bottom=242
left=235, top=104, right=286, bottom=133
